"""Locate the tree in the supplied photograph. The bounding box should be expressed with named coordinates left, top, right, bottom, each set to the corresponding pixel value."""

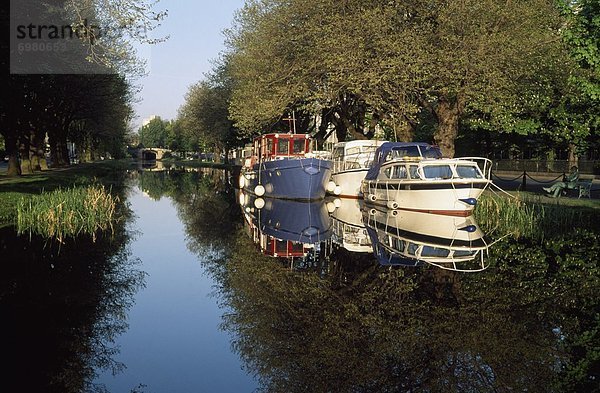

left=1, top=0, right=166, bottom=176
left=226, top=0, right=572, bottom=156
left=138, top=116, right=167, bottom=148
left=179, top=58, right=243, bottom=162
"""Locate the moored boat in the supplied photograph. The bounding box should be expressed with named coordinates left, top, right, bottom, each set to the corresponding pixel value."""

left=327, top=139, right=387, bottom=198
left=360, top=142, right=492, bottom=216
left=238, top=133, right=333, bottom=201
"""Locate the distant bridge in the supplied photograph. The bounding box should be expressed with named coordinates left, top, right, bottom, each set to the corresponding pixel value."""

left=138, top=148, right=170, bottom=160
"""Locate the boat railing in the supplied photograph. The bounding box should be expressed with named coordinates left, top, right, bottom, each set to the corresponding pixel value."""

left=454, top=157, right=493, bottom=180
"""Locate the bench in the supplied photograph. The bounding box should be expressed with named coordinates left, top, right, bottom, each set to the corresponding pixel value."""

left=563, top=178, right=593, bottom=198
left=576, top=179, right=593, bottom=199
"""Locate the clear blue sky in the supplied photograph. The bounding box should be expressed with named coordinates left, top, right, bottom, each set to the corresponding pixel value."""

left=133, top=0, right=245, bottom=129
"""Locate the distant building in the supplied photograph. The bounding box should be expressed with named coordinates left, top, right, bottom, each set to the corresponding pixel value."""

left=142, top=115, right=159, bottom=127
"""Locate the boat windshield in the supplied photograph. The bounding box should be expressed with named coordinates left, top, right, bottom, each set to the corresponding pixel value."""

left=390, top=146, right=421, bottom=159
left=389, top=145, right=442, bottom=160
left=456, top=165, right=483, bottom=179
left=420, top=145, right=442, bottom=158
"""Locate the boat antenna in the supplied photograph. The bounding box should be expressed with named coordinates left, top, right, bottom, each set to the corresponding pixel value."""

left=283, top=111, right=296, bottom=134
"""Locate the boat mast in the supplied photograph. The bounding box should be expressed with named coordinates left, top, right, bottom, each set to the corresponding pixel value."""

left=283, top=111, right=297, bottom=134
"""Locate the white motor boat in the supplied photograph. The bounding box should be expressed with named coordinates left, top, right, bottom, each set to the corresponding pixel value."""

left=327, top=139, right=387, bottom=198
left=361, top=142, right=492, bottom=217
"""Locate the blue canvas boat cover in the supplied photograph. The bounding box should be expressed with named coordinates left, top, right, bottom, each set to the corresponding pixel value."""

left=364, top=142, right=441, bottom=180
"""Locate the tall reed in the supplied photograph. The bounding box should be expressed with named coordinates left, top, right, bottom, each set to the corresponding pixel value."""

left=474, top=192, right=597, bottom=240
left=16, top=185, right=118, bottom=242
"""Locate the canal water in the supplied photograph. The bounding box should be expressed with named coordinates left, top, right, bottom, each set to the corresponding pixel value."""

left=1, top=167, right=599, bottom=392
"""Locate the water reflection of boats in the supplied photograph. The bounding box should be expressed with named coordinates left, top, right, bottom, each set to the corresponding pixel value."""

left=238, top=133, right=333, bottom=201
left=364, top=207, right=490, bottom=271
left=329, top=197, right=372, bottom=253
left=361, top=142, right=492, bottom=216
left=239, top=191, right=332, bottom=258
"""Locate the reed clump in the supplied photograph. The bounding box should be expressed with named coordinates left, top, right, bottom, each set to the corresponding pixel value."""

left=16, top=185, right=118, bottom=242
left=474, top=192, right=597, bottom=240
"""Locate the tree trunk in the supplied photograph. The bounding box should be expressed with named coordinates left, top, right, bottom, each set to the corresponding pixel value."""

left=432, top=98, right=461, bottom=158
left=49, top=130, right=68, bottom=167
left=29, top=130, right=43, bottom=172
left=395, top=118, right=415, bottom=142
left=4, top=132, right=21, bottom=177
left=19, top=133, right=32, bottom=174
left=567, top=143, right=578, bottom=169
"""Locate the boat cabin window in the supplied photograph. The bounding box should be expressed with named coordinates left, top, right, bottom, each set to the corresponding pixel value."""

left=332, top=147, right=344, bottom=160
left=290, top=242, right=304, bottom=253
left=456, top=165, right=483, bottom=179
left=384, top=165, right=408, bottom=179
left=292, top=138, right=306, bottom=154
left=262, top=139, right=273, bottom=158
left=422, top=165, right=453, bottom=179
left=277, top=138, right=290, bottom=155
left=391, top=237, right=405, bottom=252
left=275, top=239, right=288, bottom=254
left=409, top=165, right=421, bottom=179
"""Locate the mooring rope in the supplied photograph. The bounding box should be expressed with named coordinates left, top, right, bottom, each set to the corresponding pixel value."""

left=489, top=181, right=519, bottom=199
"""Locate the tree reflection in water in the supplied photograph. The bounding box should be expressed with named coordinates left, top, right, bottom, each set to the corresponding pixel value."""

left=216, top=230, right=600, bottom=392
left=0, top=223, right=145, bottom=393
left=137, top=168, right=600, bottom=392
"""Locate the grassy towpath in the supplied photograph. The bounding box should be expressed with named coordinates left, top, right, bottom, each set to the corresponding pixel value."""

left=0, top=160, right=133, bottom=226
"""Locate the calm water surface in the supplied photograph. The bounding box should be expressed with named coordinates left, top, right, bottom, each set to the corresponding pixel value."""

left=1, top=167, right=599, bottom=392
left=94, top=185, right=257, bottom=392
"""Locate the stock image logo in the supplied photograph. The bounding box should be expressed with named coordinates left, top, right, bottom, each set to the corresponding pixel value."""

left=10, top=0, right=112, bottom=74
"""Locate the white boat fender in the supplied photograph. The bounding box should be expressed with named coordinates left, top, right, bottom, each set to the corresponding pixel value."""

left=369, top=208, right=377, bottom=215
left=238, top=175, right=245, bottom=188
left=254, top=185, right=265, bottom=196
left=387, top=201, right=399, bottom=209
left=367, top=194, right=377, bottom=202
left=388, top=209, right=398, bottom=217
left=254, top=198, right=265, bottom=209
left=333, top=198, right=342, bottom=208
left=326, top=181, right=337, bottom=192
left=333, top=185, right=342, bottom=195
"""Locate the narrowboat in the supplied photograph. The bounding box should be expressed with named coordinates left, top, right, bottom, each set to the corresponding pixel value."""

left=238, top=133, right=333, bottom=200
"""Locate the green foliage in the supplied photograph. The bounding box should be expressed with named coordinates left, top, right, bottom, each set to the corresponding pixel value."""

left=225, top=0, right=570, bottom=155
left=179, top=58, right=243, bottom=158
left=138, top=116, right=168, bottom=148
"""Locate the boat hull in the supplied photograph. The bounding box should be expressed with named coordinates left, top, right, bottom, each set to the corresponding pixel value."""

left=240, top=158, right=333, bottom=201
left=330, top=169, right=368, bottom=198
left=362, top=179, right=489, bottom=216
